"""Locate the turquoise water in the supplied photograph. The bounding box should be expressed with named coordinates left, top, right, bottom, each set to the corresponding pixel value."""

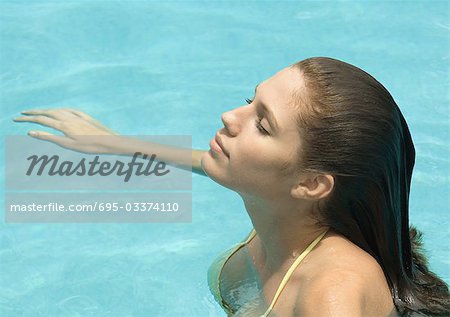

left=1, top=1, right=449, bottom=316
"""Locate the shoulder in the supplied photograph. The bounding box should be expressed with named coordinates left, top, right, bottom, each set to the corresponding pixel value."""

left=294, top=267, right=366, bottom=317
left=293, top=231, right=395, bottom=316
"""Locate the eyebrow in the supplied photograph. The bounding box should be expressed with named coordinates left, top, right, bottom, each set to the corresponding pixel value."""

left=254, top=84, right=279, bottom=132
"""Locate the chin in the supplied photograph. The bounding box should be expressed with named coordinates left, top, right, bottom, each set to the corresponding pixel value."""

left=201, top=153, right=236, bottom=189
left=201, top=152, right=219, bottom=179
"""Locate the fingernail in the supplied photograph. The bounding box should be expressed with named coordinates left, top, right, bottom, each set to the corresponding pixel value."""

left=28, top=131, right=37, bottom=136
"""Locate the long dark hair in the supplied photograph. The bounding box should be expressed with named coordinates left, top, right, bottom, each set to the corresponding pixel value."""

left=292, top=57, right=450, bottom=316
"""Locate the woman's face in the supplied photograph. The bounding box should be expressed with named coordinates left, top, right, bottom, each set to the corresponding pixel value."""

left=201, top=66, right=306, bottom=199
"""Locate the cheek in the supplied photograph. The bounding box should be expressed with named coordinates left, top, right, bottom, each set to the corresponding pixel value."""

left=228, top=141, right=297, bottom=189
left=237, top=137, right=295, bottom=171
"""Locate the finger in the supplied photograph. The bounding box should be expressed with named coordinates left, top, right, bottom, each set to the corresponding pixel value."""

left=67, top=109, right=117, bottom=134
left=66, top=110, right=118, bottom=135
left=14, top=115, right=62, bottom=130
left=20, top=108, right=73, bottom=120
left=67, top=109, right=93, bottom=120
left=28, top=131, right=96, bottom=154
left=27, top=130, right=70, bottom=146
left=21, top=109, right=54, bottom=116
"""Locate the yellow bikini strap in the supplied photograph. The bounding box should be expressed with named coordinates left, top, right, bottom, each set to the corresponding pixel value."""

left=260, top=228, right=329, bottom=317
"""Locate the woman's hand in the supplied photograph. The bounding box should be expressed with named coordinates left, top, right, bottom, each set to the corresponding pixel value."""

left=13, top=107, right=208, bottom=176
left=13, top=108, right=119, bottom=154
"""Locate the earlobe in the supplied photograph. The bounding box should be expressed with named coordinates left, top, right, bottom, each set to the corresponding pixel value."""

left=290, top=175, right=314, bottom=200
left=290, top=184, right=307, bottom=200
left=291, top=174, right=334, bottom=200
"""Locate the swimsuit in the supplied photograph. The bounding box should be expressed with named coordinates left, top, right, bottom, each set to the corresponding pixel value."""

left=208, top=228, right=329, bottom=316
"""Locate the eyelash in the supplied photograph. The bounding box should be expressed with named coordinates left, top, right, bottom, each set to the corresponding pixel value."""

left=245, top=98, right=270, bottom=135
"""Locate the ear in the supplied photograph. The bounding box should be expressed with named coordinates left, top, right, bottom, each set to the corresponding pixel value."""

left=291, top=174, right=334, bottom=200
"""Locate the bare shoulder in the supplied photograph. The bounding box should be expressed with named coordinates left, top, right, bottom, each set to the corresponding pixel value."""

left=294, top=232, right=398, bottom=316
left=295, top=267, right=366, bottom=316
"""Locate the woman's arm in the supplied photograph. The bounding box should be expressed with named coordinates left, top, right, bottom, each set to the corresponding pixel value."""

left=102, top=136, right=207, bottom=176
left=13, top=108, right=208, bottom=176
left=191, top=149, right=207, bottom=176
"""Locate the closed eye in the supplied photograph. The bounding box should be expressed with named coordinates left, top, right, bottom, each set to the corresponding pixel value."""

left=246, top=98, right=270, bottom=135
left=255, top=117, right=270, bottom=135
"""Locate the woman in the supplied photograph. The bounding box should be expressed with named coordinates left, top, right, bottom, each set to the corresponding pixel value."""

left=14, top=57, right=450, bottom=316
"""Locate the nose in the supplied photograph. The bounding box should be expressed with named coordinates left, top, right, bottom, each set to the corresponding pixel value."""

left=221, top=105, right=249, bottom=136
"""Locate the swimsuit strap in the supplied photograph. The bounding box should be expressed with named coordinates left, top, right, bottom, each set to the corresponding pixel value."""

left=216, top=228, right=257, bottom=314
left=245, top=229, right=257, bottom=243
left=260, top=228, right=329, bottom=317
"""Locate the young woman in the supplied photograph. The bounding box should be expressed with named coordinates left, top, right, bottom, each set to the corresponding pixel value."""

left=14, top=57, right=450, bottom=316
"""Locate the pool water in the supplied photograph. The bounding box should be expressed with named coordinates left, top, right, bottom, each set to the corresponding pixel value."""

left=1, top=1, right=449, bottom=316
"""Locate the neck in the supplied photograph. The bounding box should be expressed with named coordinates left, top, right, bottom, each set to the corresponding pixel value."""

left=240, top=193, right=330, bottom=273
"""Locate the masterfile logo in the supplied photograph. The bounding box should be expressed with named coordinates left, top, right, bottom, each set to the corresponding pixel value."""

left=4, top=135, right=192, bottom=223
left=25, top=152, right=170, bottom=182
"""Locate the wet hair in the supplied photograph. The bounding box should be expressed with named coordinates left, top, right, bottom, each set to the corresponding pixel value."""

left=292, top=57, right=450, bottom=316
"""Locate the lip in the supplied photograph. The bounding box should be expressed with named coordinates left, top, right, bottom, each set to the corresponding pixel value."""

left=210, top=133, right=229, bottom=157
